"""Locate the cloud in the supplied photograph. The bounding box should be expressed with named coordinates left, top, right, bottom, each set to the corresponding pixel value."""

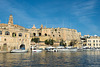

left=71, top=0, right=100, bottom=35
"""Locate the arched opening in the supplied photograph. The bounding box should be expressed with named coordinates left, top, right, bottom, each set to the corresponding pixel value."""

left=33, top=33, right=36, bottom=36
left=12, top=33, right=16, bottom=37
left=0, top=31, right=2, bottom=35
left=5, top=31, right=10, bottom=35
left=45, top=33, right=47, bottom=36
left=3, top=43, right=7, bottom=51
left=19, top=33, right=22, bottom=37
left=20, top=44, right=25, bottom=50
left=39, top=33, right=41, bottom=36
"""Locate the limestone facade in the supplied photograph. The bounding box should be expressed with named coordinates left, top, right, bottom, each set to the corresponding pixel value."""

left=0, top=15, right=81, bottom=52
left=82, top=35, right=100, bottom=48
left=0, top=15, right=30, bottom=52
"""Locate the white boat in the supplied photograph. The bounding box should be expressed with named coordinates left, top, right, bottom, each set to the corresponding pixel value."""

left=56, top=46, right=69, bottom=52
left=66, top=46, right=77, bottom=51
left=10, top=49, right=28, bottom=53
left=83, top=46, right=93, bottom=51
left=45, top=46, right=57, bottom=52
left=31, top=45, right=43, bottom=52
left=93, top=48, right=100, bottom=51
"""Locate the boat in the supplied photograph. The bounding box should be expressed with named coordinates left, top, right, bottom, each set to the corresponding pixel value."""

left=31, top=45, right=43, bottom=52
left=82, top=46, right=93, bottom=51
left=93, top=48, right=100, bottom=51
left=10, top=49, right=28, bottom=53
left=56, top=46, right=68, bottom=52
left=66, top=46, right=77, bottom=51
left=45, top=46, right=57, bottom=52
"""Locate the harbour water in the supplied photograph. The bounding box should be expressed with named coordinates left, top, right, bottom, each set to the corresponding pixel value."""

left=0, top=51, right=100, bottom=67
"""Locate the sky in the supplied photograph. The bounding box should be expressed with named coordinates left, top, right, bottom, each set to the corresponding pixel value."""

left=0, top=0, right=100, bottom=36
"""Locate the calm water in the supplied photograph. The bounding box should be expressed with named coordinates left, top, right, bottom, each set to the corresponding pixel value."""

left=0, top=51, right=100, bottom=67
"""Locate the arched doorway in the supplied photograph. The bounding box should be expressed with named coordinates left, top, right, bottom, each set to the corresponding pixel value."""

left=20, top=44, right=25, bottom=50
left=3, top=43, right=7, bottom=51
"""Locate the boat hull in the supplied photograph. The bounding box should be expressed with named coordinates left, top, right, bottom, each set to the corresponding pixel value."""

left=32, top=50, right=42, bottom=52
left=10, top=49, right=28, bottom=53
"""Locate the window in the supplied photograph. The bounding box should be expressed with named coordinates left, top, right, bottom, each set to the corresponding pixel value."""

left=53, top=35, right=55, bottom=37
left=33, top=33, right=36, bottom=36
left=0, top=31, right=2, bottom=35
left=12, top=33, right=16, bottom=37
left=96, top=44, right=98, bottom=46
left=5, top=31, right=10, bottom=35
left=59, top=35, right=61, bottom=37
left=4, top=39, right=6, bottom=41
left=19, top=33, right=22, bottom=37
left=93, top=44, right=95, bottom=46
left=45, top=33, right=47, bottom=36
left=93, top=40, right=95, bottom=42
left=96, top=40, right=98, bottom=42
left=55, top=29, right=57, bottom=31
left=39, top=33, right=41, bottom=36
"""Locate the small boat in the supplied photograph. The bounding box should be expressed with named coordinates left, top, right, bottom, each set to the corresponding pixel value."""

left=66, top=46, right=77, bottom=51
left=45, top=46, right=57, bottom=52
left=32, top=48, right=43, bottom=52
left=31, top=45, right=43, bottom=52
left=56, top=46, right=68, bottom=52
left=83, top=46, right=93, bottom=51
left=10, top=49, right=28, bottom=53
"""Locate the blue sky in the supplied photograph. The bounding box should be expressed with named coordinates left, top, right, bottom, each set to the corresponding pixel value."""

left=0, top=0, right=100, bottom=36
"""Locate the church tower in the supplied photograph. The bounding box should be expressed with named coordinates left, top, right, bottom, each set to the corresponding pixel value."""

left=8, top=14, right=13, bottom=25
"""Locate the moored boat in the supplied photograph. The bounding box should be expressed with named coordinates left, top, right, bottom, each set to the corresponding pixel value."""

left=83, top=46, right=93, bottom=51
left=56, top=46, right=68, bottom=52
left=45, top=46, right=57, bottom=52
left=66, top=46, right=77, bottom=51
left=10, top=49, right=28, bottom=53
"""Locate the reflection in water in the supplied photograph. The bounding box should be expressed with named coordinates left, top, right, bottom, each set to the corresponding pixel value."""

left=0, top=51, right=100, bottom=67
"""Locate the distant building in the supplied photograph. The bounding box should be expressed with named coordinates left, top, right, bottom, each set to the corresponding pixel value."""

left=81, top=35, right=100, bottom=48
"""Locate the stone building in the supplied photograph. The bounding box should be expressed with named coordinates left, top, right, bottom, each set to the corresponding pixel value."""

left=0, top=15, right=30, bottom=52
left=29, top=24, right=81, bottom=46
left=81, top=35, right=100, bottom=48
left=0, top=15, right=81, bottom=52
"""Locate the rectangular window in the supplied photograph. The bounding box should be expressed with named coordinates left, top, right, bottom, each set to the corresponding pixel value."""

left=93, top=40, right=95, bottom=42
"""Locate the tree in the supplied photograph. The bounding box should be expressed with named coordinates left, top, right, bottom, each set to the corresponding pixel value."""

left=31, top=38, right=40, bottom=43
left=45, top=40, right=50, bottom=45
left=45, top=39, right=55, bottom=45
left=60, top=39, right=66, bottom=47
left=70, top=40, right=78, bottom=46
left=49, top=39, right=55, bottom=45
